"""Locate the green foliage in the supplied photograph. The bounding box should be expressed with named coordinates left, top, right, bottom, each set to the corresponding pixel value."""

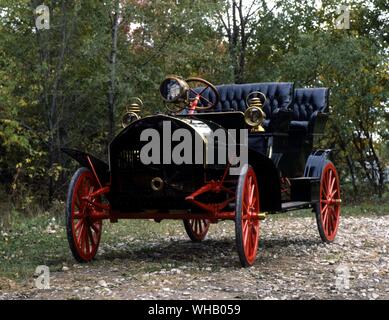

left=0, top=0, right=387, bottom=211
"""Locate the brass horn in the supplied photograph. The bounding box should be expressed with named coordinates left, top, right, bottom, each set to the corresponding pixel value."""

left=126, top=97, right=143, bottom=113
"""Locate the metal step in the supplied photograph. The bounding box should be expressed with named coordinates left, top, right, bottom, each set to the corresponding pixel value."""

left=289, top=177, right=319, bottom=181
left=281, top=201, right=312, bottom=212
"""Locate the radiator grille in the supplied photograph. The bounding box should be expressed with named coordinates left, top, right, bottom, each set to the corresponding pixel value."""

left=117, top=149, right=141, bottom=169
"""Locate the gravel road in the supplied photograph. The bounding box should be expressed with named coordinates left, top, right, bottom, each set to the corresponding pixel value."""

left=1, top=215, right=388, bottom=300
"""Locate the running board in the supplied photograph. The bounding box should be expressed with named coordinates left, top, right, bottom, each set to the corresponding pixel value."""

left=281, top=201, right=312, bottom=212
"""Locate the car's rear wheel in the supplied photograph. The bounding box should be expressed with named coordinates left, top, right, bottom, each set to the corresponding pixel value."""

left=315, top=162, right=341, bottom=243
left=66, top=167, right=103, bottom=262
left=235, top=165, right=260, bottom=267
left=183, top=219, right=210, bottom=242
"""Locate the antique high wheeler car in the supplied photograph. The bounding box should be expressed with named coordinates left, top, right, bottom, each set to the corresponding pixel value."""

left=62, top=76, right=341, bottom=267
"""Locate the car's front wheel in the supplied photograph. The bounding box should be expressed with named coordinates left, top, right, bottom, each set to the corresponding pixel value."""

left=66, top=167, right=103, bottom=262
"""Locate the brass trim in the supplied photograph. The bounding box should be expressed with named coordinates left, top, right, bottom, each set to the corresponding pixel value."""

left=122, top=111, right=140, bottom=128
left=151, top=177, right=164, bottom=192
left=258, top=212, right=267, bottom=220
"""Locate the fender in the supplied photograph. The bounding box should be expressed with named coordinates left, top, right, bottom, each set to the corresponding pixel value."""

left=61, top=148, right=110, bottom=186
left=248, top=148, right=281, bottom=212
left=304, top=149, right=333, bottom=178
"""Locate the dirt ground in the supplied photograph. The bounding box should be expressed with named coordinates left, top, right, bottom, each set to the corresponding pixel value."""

left=1, top=215, right=388, bottom=300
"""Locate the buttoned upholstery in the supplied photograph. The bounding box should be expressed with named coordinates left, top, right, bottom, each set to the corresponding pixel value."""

left=194, top=82, right=294, bottom=119
left=290, top=88, right=329, bottom=133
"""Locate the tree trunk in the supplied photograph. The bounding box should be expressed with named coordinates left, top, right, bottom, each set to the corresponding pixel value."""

left=334, top=127, right=358, bottom=195
left=346, top=155, right=358, bottom=195
left=367, top=136, right=384, bottom=198
left=107, top=0, right=120, bottom=147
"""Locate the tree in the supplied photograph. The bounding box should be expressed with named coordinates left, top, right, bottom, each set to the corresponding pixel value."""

left=214, top=0, right=283, bottom=83
left=107, top=0, right=120, bottom=145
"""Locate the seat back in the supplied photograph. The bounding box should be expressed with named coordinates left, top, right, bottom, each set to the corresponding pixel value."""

left=292, top=88, right=329, bottom=121
left=194, top=82, right=294, bottom=119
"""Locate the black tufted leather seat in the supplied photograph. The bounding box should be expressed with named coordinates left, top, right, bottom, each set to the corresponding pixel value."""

left=194, top=82, right=294, bottom=120
left=290, top=88, right=329, bottom=134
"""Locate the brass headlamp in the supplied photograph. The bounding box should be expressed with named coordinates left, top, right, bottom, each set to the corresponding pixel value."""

left=159, top=75, right=190, bottom=103
left=244, top=92, right=267, bottom=132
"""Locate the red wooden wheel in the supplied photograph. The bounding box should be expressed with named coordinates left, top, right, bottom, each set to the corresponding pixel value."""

left=235, top=165, right=260, bottom=267
left=66, top=167, right=103, bottom=262
left=183, top=219, right=210, bottom=242
left=315, top=162, right=341, bottom=243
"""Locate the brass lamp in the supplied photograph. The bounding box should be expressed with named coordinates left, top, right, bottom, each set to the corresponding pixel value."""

left=244, top=92, right=267, bottom=132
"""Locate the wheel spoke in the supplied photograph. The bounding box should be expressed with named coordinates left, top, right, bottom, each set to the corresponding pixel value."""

left=244, top=222, right=250, bottom=245
left=251, top=197, right=257, bottom=209
left=79, top=178, right=86, bottom=196
left=76, top=187, right=84, bottom=207
left=73, top=210, right=82, bottom=219
left=330, top=188, right=338, bottom=199
left=250, top=225, right=257, bottom=252
left=327, top=209, right=333, bottom=235
left=84, top=224, right=90, bottom=254
left=87, top=226, right=96, bottom=246
left=74, top=194, right=81, bottom=210
left=199, top=95, right=212, bottom=106
left=249, top=183, right=255, bottom=205
left=198, top=86, right=209, bottom=96
left=328, top=171, right=334, bottom=195
left=322, top=172, right=328, bottom=195
left=189, top=88, right=200, bottom=97
left=84, top=178, right=91, bottom=195
left=327, top=208, right=334, bottom=235
left=243, top=219, right=249, bottom=235
left=198, top=220, right=203, bottom=234
left=90, top=222, right=100, bottom=234
left=322, top=206, right=329, bottom=227
left=77, top=222, right=85, bottom=248
left=74, top=219, right=84, bottom=233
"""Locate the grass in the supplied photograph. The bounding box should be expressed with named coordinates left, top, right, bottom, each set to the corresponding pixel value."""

left=0, top=198, right=388, bottom=283
left=0, top=210, right=186, bottom=282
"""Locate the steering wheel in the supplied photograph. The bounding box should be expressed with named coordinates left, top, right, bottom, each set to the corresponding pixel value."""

left=186, top=77, right=220, bottom=112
